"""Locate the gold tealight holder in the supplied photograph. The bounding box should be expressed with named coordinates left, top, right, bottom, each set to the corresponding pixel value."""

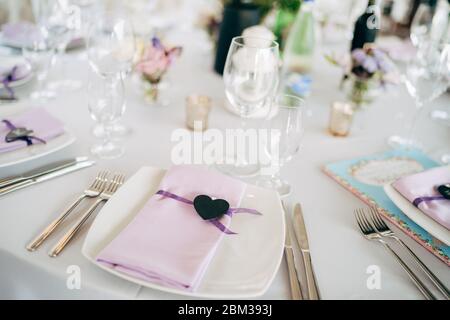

left=186, top=94, right=212, bottom=131
left=329, top=102, right=354, bottom=137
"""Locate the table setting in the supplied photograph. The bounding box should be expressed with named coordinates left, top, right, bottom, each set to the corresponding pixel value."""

left=0, top=0, right=449, bottom=301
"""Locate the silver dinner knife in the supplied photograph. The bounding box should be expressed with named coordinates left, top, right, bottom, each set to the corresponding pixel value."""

left=293, top=203, right=321, bottom=300
left=0, top=159, right=95, bottom=196
left=0, top=157, right=89, bottom=189
left=282, top=201, right=303, bottom=300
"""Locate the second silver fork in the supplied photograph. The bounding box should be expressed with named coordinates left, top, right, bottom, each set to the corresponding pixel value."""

left=26, top=171, right=109, bottom=251
left=49, top=173, right=125, bottom=257
left=355, top=208, right=436, bottom=300
left=368, top=207, right=449, bottom=300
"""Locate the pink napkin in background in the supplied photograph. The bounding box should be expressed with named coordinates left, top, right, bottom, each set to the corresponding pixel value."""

left=96, top=165, right=247, bottom=291
left=0, top=108, right=65, bottom=153
left=393, top=166, right=450, bottom=230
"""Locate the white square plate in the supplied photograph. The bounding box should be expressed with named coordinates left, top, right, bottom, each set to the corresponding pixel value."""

left=82, top=166, right=285, bottom=298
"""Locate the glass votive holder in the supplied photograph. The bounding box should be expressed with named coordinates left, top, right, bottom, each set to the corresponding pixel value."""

left=329, top=102, right=354, bottom=137
left=186, top=94, right=212, bottom=131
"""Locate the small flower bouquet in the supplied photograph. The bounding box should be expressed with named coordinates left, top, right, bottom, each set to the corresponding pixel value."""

left=326, top=45, right=398, bottom=108
left=135, top=37, right=182, bottom=105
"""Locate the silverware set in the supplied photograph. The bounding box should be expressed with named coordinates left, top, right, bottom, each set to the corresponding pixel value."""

left=355, top=207, right=450, bottom=300
left=26, top=171, right=125, bottom=257
left=283, top=202, right=321, bottom=300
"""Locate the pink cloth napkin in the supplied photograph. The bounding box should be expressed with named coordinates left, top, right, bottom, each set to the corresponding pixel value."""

left=96, top=165, right=247, bottom=291
left=393, top=166, right=450, bottom=230
left=0, top=108, right=65, bottom=153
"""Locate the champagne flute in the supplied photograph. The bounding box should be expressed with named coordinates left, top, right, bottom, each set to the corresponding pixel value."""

left=87, top=72, right=126, bottom=159
left=220, top=36, right=280, bottom=177
left=388, top=42, right=449, bottom=149
left=257, top=94, right=304, bottom=197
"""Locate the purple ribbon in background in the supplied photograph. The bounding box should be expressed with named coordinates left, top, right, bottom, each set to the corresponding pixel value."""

left=0, top=65, right=18, bottom=99
left=2, top=119, right=46, bottom=146
left=155, top=190, right=262, bottom=234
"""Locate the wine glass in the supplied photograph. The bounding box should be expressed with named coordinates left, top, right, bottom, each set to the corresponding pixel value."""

left=410, top=2, right=434, bottom=50
left=44, top=0, right=83, bottom=91
left=87, top=72, right=126, bottom=159
left=87, top=12, right=135, bottom=80
left=220, top=36, right=280, bottom=177
left=22, top=26, right=56, bottom=103
left=257, top=94, right=304, bottom=197
left=87, top=11, right=135, bottom=138
left=388, top=42, right=450, bottom=149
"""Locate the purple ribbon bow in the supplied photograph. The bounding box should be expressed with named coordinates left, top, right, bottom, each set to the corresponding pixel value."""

left=1, top=65, right=19, bottom=99
left=2, top=119, right=46, bottom=146
left=155, top=190, right=262, bottom=234
left=413, top=196, right=447, bottom=207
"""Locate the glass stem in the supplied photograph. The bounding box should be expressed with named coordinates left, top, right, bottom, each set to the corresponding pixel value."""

left=406, top=102, right=424, bottom=149
left=57, top=43, right=68, bottom=80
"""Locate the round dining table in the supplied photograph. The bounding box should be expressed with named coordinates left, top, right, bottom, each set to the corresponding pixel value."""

left=0, top=27, right=449, bottom=300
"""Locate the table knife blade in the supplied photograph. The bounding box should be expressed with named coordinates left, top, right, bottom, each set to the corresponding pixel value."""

left=0, top=157, right=89, bottom=189
left=0, top=159, right=95, bottom=197
left=293, top=203, right=321, bottom=300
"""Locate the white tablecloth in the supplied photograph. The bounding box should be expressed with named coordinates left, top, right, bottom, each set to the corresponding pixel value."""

left=0, top=28, right=449, bottom=300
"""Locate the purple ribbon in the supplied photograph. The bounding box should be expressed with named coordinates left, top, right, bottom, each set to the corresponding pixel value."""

left=0, top=65, right=19, bottom=99
left=413, top=196, right=447, bottom=207
left=155, top=190, right=262, bottom=235
left=2, top=119, right=46, bottom=146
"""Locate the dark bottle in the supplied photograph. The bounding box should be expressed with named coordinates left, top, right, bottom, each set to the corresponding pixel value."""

left=350, top=0, right=379, bottom=51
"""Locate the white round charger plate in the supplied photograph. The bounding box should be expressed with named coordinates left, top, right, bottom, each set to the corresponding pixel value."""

left=384, top=183, right=450, bottom=246
left=82, top=166, right=285, bottom=298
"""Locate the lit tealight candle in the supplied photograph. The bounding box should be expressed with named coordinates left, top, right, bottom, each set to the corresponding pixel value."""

left=186, top=95, right=212, bottom=131
left=329, top=102, right=354, bottom=137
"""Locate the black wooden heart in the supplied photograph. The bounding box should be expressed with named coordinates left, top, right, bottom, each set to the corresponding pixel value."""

left=437, top=184, right=450, bottom=200
left=193, top=195, right=230, bottom=220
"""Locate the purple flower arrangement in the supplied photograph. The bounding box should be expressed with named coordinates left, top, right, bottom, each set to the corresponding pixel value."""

left=326, top=46, right=399, bottom=107
left=326, top=45, right=398, bottom=86
left=135, top=37, right=182, bottom=84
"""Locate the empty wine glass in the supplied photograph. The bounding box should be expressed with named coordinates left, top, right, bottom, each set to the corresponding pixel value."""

left=87, top=11, right=135, bottom=139
left=220, top=36, right=280, bottom=177
left=257, top=94, right=304, bottom=196
left=388, top=42, right=450, bottom=149
left=410, top=2, right=435, bottom=50
left=87, top=12, right=135, bottom=80
left=44, top=0, right=83, bottom=91
left=87, top=72, right=126, bottom=159
left=22, top=26, right=56, bottom=102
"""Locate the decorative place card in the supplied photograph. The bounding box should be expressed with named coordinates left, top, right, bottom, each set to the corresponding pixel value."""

left=323, top=149, right=449, bottom=266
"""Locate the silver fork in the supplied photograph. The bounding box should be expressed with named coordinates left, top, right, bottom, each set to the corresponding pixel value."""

left=368, top=207, right=450, bottom=300
left=26, top=171, right=109, bottom=252
left=49, top=173, right=125, bottom=257
left=355, top=208, right=436, bottom=300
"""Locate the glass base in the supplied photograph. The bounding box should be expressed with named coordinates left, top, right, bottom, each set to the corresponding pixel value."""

left=215, top=161, right=260, bottom=178
left=91, top=141, right=124, bottom=159
left=48, top=79, right=83, bottom=92
left=441, top=154, right=450, bottom=164
left=387, top=135, right=423, bottom=150
left=30, top=90, right=56, bottom=101
left=92, top=123, right=132, bottom=139
left=430, top=110, right=450, bottom=126
left=256, top=176, right=291, bottom=197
